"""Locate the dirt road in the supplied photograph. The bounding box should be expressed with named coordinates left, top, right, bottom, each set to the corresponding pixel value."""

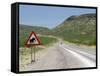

left=20, top=42, right=96, bottom=71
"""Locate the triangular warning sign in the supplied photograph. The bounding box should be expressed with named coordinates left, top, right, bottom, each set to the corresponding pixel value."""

left=25, top=32, right=41, bottom=46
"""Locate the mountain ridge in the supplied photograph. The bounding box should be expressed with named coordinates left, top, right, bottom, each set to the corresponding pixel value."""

left=20, top=13, right=96, bottom=45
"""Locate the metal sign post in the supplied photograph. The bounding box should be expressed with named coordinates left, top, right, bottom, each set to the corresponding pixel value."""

left=33, top=46, right=35, bottom=62
left=25, top=31, right=41, bottom=63
left=31, top=46, right=36, bottom=63
left=31, top=47, right=33, bottom=63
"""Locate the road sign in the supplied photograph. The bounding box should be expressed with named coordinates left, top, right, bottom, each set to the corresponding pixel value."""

left=25, top=31, right=41, bottom=47
left=25, top=31, right=41, bottom=63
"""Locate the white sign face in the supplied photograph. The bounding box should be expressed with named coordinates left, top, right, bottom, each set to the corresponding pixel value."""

left=25, top=32, right=40, bottom=46
left=27, top=34, right=38, bottom=44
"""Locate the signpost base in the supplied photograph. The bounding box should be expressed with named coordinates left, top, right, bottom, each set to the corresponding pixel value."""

left=31, top=46, right=36, bottom=63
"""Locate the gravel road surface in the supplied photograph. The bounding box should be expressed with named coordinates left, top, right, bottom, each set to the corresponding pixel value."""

left=20, top=43, right=96, bottom=71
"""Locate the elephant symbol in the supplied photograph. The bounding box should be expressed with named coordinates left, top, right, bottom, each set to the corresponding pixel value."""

left=30, top=37, right=36, bottom=43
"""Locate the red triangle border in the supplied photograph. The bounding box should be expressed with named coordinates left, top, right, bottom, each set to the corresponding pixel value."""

left=25, top=31, right=41, bottom=47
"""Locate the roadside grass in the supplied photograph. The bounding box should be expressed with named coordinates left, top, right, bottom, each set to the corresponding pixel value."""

left=39, top=36, right=57, bottom=46
left=19, top=47, right=43, bottom=70
left=59, top=31, right=96, bottom=46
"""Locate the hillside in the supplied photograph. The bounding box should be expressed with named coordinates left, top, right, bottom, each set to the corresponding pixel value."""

left=19, top=13, right=96, bottom=46
left=52, top=13, right=96, bottom=45
left=19, top=24, right=51, bottom=35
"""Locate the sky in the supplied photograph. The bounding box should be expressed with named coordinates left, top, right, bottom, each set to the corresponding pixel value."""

left=19, top=5, right=96, bottom=28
